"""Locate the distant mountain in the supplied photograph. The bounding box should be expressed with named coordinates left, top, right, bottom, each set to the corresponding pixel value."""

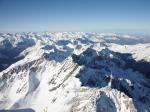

left=0, top=32, right=150, bottom=112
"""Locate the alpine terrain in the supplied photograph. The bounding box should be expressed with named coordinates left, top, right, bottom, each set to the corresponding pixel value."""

left=0, top=32, right=150, bottom=112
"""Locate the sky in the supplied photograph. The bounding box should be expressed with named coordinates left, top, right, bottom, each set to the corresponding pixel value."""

left=0, top=0, right=150, bottom=34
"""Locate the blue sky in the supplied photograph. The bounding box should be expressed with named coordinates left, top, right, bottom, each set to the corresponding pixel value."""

left=0, top=0, right=150, bottom=33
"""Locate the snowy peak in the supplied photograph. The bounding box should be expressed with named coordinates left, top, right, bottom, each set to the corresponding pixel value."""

left=72, top=47, right=150, bottom=111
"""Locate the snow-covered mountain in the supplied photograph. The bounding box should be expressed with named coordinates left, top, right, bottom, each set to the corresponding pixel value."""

left=0, top=32, right=150, bottom=112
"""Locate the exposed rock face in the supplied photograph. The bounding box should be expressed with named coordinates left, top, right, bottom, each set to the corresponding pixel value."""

left=0, top=32, right=150, bottom=112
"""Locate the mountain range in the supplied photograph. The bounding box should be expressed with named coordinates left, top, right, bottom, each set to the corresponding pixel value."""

left=0, top=32, right=150, bottom=112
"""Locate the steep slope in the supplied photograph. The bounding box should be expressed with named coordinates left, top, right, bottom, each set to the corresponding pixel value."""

left=0, top=32, right=150, bottom=112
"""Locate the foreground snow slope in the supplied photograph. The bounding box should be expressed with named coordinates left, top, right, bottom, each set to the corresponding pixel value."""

left=0, top=32, right=150, bottom=112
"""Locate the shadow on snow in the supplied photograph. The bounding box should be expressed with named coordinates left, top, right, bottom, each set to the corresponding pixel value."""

left=72, top=47, right=150, bottom=111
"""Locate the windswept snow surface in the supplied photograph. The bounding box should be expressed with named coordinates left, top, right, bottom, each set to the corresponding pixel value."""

left=0, top=32, right=150, bottom=112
